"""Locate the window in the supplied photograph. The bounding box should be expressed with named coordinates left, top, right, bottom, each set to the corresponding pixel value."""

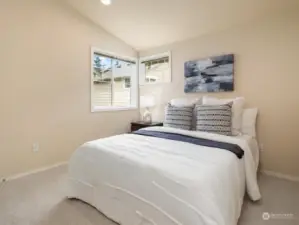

left=139, top=52, right=171, bottom=85
left=145, top=76, right=157, bottom=83
left=91, top=48, right=138, bottom=112
left=124, top=77, right=131, bottom=89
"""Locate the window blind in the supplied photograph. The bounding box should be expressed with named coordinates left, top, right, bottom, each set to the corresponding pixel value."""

left=92, top=52, right=136, bottom=108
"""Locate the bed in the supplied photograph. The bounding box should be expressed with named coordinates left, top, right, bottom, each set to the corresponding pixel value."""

left=68, top=126, right=261, bottom=225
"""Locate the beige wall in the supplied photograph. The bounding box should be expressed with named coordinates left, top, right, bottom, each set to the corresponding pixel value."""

left=140, top=11, right=299, bottom=176
left=0, top=0, right=139, bottom=178
left=1, top=0, right=298, bottom=178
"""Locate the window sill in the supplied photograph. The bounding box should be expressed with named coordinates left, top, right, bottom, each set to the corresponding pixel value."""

left=92, top=106, right=138, bottom=112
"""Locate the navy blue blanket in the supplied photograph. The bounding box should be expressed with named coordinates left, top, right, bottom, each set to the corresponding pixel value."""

left=133, top=130, right=244, bottom=159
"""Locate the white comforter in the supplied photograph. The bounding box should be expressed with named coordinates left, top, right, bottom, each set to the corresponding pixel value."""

left=68, top=127, right=261, bottom=225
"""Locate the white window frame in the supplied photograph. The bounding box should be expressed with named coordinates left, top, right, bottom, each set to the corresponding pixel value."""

left=91, top=47, right=138, bottom=112
left=139, top=51, right=171, bottom=85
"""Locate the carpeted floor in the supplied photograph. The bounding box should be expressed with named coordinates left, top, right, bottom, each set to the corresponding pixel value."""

left=0, top=165, right=298, bottom=225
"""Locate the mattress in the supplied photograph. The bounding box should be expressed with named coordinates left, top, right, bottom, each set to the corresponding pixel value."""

left=68, top=126, right=261, bottom=225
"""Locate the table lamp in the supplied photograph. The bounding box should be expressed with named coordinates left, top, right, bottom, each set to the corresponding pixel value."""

left=140, top=95, right=155, bottom=123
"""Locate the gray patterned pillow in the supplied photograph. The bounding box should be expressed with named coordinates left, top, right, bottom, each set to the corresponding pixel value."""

left=164, top=104, right=194, bottom=130
left=195, top=103, right=233, bottom=135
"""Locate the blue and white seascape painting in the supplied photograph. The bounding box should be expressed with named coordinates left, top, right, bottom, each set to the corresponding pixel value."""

left=184, top=54, right=234, bottom=93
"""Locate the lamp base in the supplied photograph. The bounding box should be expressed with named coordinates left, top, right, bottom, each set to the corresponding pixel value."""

left=143, top=108, right=152, bottom=124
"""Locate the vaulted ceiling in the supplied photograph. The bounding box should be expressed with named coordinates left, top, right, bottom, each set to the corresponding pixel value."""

left=65, top=0, right=299, bottom=50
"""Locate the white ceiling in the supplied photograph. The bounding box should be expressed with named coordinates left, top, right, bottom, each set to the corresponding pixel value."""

left=66, top=0, right=299, bottom=50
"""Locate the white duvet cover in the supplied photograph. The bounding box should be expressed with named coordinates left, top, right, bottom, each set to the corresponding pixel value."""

left=68, top=127, right=261, bottom=225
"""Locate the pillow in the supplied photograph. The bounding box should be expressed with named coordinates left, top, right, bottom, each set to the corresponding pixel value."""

left=164, top=104, right=193, bottom=130
left=169, top=98, right=202, bottom=130
left=241, top=108, right=258, bottom=137
left=195, top=103, right=233, bottom=136
left=170, top=98, right=201, bottom=107
left=202, top=96, right=245, bottom=135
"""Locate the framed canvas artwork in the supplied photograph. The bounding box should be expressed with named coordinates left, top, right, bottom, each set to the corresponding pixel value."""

left=184, top=54, right=234, bottom=93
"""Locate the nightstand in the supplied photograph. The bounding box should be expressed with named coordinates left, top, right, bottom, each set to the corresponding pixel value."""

left=131, top=121, right=163, bottom=132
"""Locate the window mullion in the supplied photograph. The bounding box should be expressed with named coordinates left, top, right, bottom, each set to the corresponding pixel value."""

left=111, top=59, right=114, bottom=106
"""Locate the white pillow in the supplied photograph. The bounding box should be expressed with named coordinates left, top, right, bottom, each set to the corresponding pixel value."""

left=202, top=96, right=245, bottom=135
left=170, top=98, right=201, bottom=107
left=241, top=108, right=258, bottom=137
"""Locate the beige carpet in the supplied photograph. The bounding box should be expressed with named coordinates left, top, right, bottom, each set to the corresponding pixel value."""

left=0, top=165, right=298, bottom=225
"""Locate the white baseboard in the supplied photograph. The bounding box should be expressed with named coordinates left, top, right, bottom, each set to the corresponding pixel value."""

left=2, top=163, right=298, bottom=184
left=262, top=170, right=299, bottom=182
left=1, top=162, right=68, bottom=182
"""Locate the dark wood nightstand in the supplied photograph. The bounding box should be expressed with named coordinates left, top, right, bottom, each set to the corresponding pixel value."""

left=131, top=121, right=163, bottom=132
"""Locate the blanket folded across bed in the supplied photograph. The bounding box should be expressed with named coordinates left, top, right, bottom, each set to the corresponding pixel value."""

left=133, top=129, right=244, bottom=159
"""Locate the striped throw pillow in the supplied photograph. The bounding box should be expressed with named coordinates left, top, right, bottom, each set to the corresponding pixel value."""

left=164, top=104, right=194, bottom=130
left=195, top=103, right=233, bottom=136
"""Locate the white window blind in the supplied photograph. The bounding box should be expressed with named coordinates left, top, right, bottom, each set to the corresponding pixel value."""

left=92, top=49, right=137, bottom=112
left=139, top=52, right=171, bottom=84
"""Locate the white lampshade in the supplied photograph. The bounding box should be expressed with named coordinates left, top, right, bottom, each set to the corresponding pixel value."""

left=101, top=0, right=112, bottom=5
left=140, top=95, right=155, bottom=108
